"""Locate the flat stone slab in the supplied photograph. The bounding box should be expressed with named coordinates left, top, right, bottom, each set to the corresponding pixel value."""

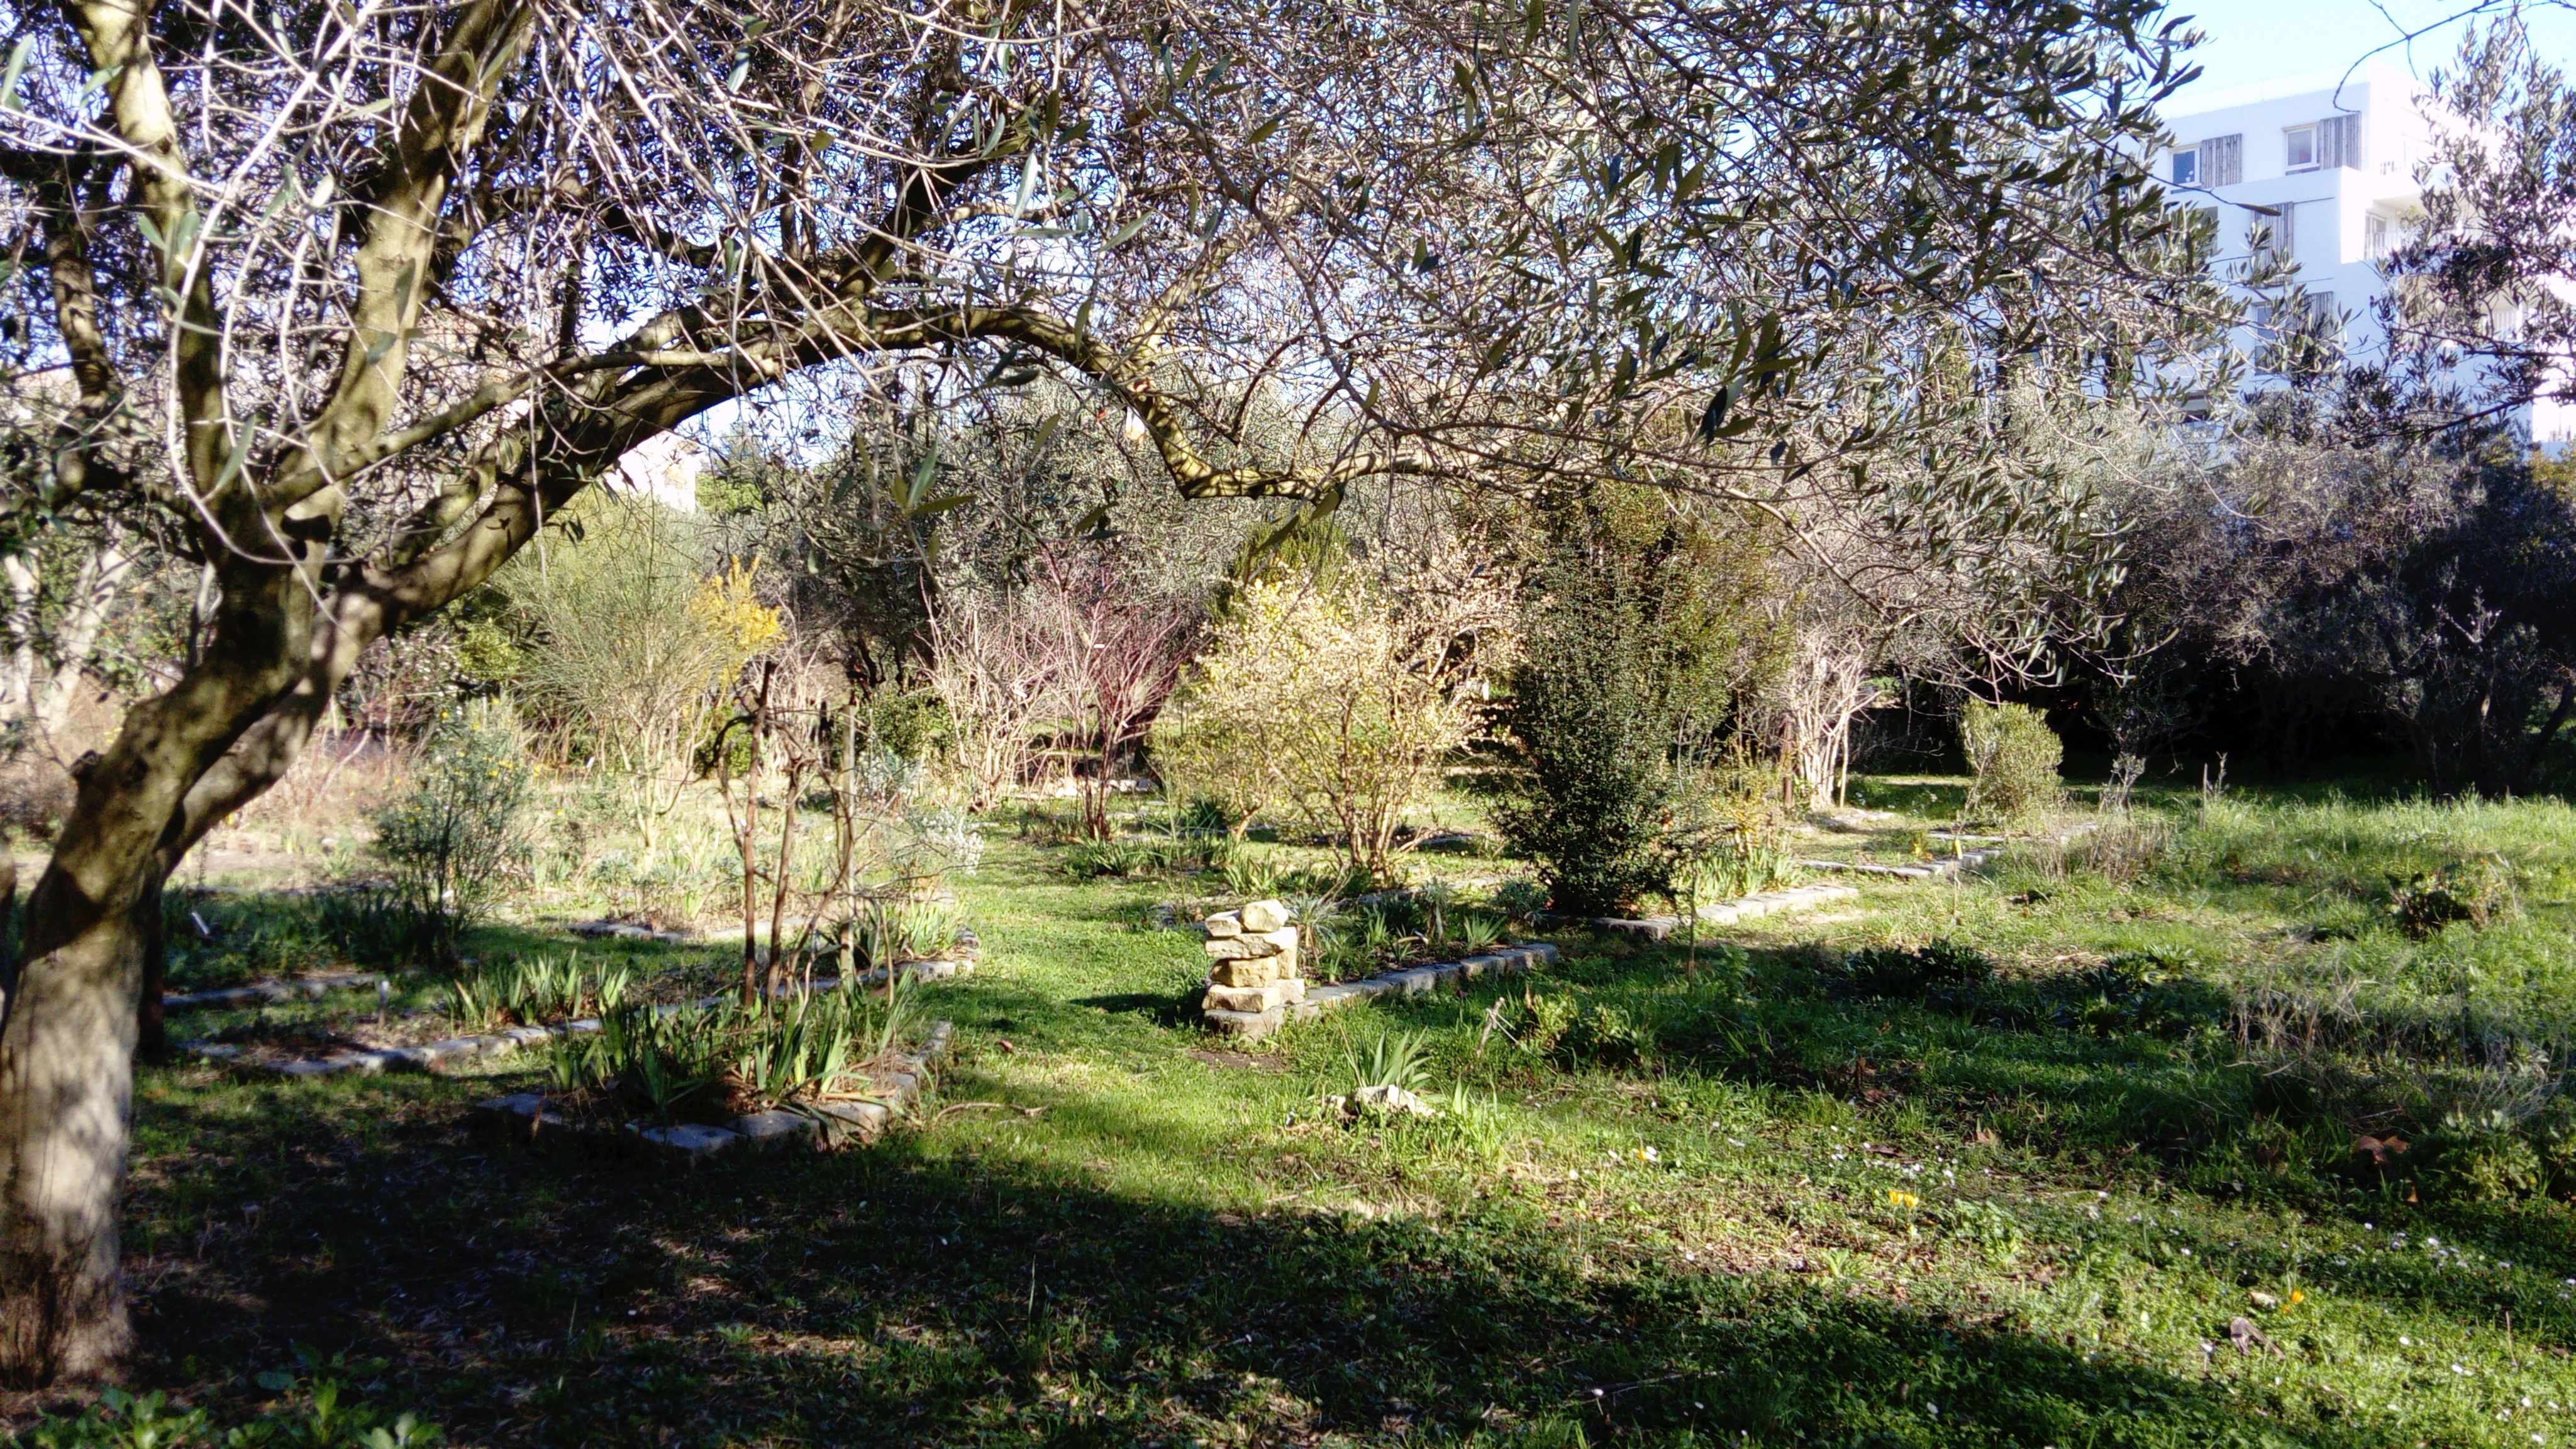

left=634, top=1123, right=738, bottom=1158
left=1204, top=1006, right=1285, bottom=1041
left=1796, top=822, right=2098, bottom=880
left=1698, top=883, right=1860, bottom=924
left=1282, top=943, right=1563, bottom=1024
left=162, top=973, right=382, bottom=1013
left=1798, top=852, right=1997, bottom=879
left=1536, top=882, right=1860, bottom=937
left=813, top=1099, right=892, bottom=1143
left=566, top=920, right=698, bottom=943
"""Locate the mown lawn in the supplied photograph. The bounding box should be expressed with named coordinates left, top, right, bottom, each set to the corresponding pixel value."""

left=13, top=777, right=2576, bottom=1446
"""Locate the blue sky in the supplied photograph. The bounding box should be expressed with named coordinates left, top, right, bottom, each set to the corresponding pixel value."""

left=2168, top=0, right=2576, bottom=104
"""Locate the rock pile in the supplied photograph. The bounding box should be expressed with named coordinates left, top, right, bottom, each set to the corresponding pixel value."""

left=1200, top=898, right=1303, bottom=1036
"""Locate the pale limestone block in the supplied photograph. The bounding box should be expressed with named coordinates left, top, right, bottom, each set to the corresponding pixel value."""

left=1207, top=982, right=1287, bottom=1013
left=1209, top=957, right=1281, bottom=987
left=1205, top=935, right=1284, bottom=960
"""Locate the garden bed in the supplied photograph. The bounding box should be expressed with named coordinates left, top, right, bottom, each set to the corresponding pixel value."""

left=472, top=1019, right=953, bottom=1160
left=179, top=956, right=977, bottom=1079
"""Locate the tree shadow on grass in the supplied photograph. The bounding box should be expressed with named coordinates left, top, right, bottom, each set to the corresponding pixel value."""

left=97, top=1076, right=2357, bottom=1449
left=1070, top=991, right=1197, bottom=1028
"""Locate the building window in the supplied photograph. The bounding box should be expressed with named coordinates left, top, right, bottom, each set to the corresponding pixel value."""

left=2365, top=213, right=2391, bottom=259
left=2170, top=135, right=2242, bottom=187
left=2304, top=292, right=2338, bottom=340
left=2253, top=203, right=2296, bottom=264
left=2285, top=125, right=2319, bottom=171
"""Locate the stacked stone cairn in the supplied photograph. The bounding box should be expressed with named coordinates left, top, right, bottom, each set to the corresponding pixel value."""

left=1199, top=898, right=1302, bottom=1036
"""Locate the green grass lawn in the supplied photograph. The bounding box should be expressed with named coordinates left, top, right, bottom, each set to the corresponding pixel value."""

left=14, top=777, right=2576, bottom=1446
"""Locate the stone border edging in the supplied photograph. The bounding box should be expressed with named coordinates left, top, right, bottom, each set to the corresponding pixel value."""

left=1535, top=881, right=1861, bottom=942
left=162, top=972, right=385, bottom=1014
left=470, top=1019, right=955, bottom=1162
left=179, top=958, right=979, bottom=1080
left=1794, top=852, right=2005, bottom=880
left=1203, top=942, right=1563, bottom=1041
left=1794, top=821, right=2098, bottom=881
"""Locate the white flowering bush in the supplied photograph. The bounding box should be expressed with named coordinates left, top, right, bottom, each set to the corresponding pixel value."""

left=891, top=806, right=984, bottom=884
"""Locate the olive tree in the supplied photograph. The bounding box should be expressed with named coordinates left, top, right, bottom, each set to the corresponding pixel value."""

left=2385, top=16, right=2576, bottom=430
left=0, top=0, right=2218, bottom=1382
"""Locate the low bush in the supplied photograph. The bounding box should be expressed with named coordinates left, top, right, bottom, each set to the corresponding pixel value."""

left=1490, top=989, right=1652, bottom=1070
left=1841, top=938, right=1994, bottom=1000
left=446, top=955, right=633, bottom=1032
left=840, top=896, right=964, bottom=969
left=162, top=886, right=418, bottom=987
left=371, top=700, right=532, bottom=959
left=2031, top=955, right=2227, bottom=1039
left=2386, top=857, right=2517, bottom=937
left=1957, top=699, right=2062, bottom=828
left=1492, top=494, right=1774, bottom=916
left=1343, top=1028, right=1434, bottom=1094
left=1061, top=839, right=1163, bottom=879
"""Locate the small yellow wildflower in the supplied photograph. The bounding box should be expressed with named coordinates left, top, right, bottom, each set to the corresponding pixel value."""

left=2288, top=1289, right=2306, bottom=1308
left=1887, top=1190, right=1919, bottom=1211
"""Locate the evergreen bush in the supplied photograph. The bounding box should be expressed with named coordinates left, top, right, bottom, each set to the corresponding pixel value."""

left=1492, top=493, right=1774, bottom=916
left=1958, top=699, right=2062, bottom=827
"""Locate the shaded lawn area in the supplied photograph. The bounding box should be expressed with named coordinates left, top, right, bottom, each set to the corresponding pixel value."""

left=108, top=1075, right=2298, bottom=1448
left=16, top=814, right=2576, bottom=1445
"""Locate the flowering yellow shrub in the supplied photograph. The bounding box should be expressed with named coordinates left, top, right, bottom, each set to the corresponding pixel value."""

left=1154, top=576, right=1474, bottom=879
left=686, top=559, right=784, bottom=689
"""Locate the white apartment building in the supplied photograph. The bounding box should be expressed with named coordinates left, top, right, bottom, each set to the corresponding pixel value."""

left=2160, top=62, right=2575, bottom=447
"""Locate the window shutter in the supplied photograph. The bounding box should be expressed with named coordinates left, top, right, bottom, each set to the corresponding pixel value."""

left=2206, top=134, right=2242, bottom=186
left=2316, top=114, right=2362, bottom=170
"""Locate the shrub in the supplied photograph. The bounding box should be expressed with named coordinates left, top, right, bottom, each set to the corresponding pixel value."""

left=890, top=805, right=985, bottom=884
left=1453, top=912, right=1505, bottom=955
left=2387, top=857, right=2516, bottom=936
left=1152, top=575, right=1475, bottom=880
left=844, top=897, right=963, bottom=967
left=1494, top=495, right=1775, bottom=916
left=504, top=502, right=779, bottom=845
left=2079, top=815, right=2171, bottom=884
left=1491, top=879, right=1547, bottom=923
left=447, top=955, right=633, bottom=1031
left=1957, top=699, right=2062, bottom=827
left=1493, top=991, right=1651, bottom=1069
left=1843, top=938, right=1994, bottom=999
left=2428, top=1108, right=2546, bottom=1201
left=1062, top=838, right=1160, bottom=879
left=370, top=699, right=531, bottom=959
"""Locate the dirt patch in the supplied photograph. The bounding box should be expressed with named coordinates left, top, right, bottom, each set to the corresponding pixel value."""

left=1187, top=1048, right=1285, bottom=1072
